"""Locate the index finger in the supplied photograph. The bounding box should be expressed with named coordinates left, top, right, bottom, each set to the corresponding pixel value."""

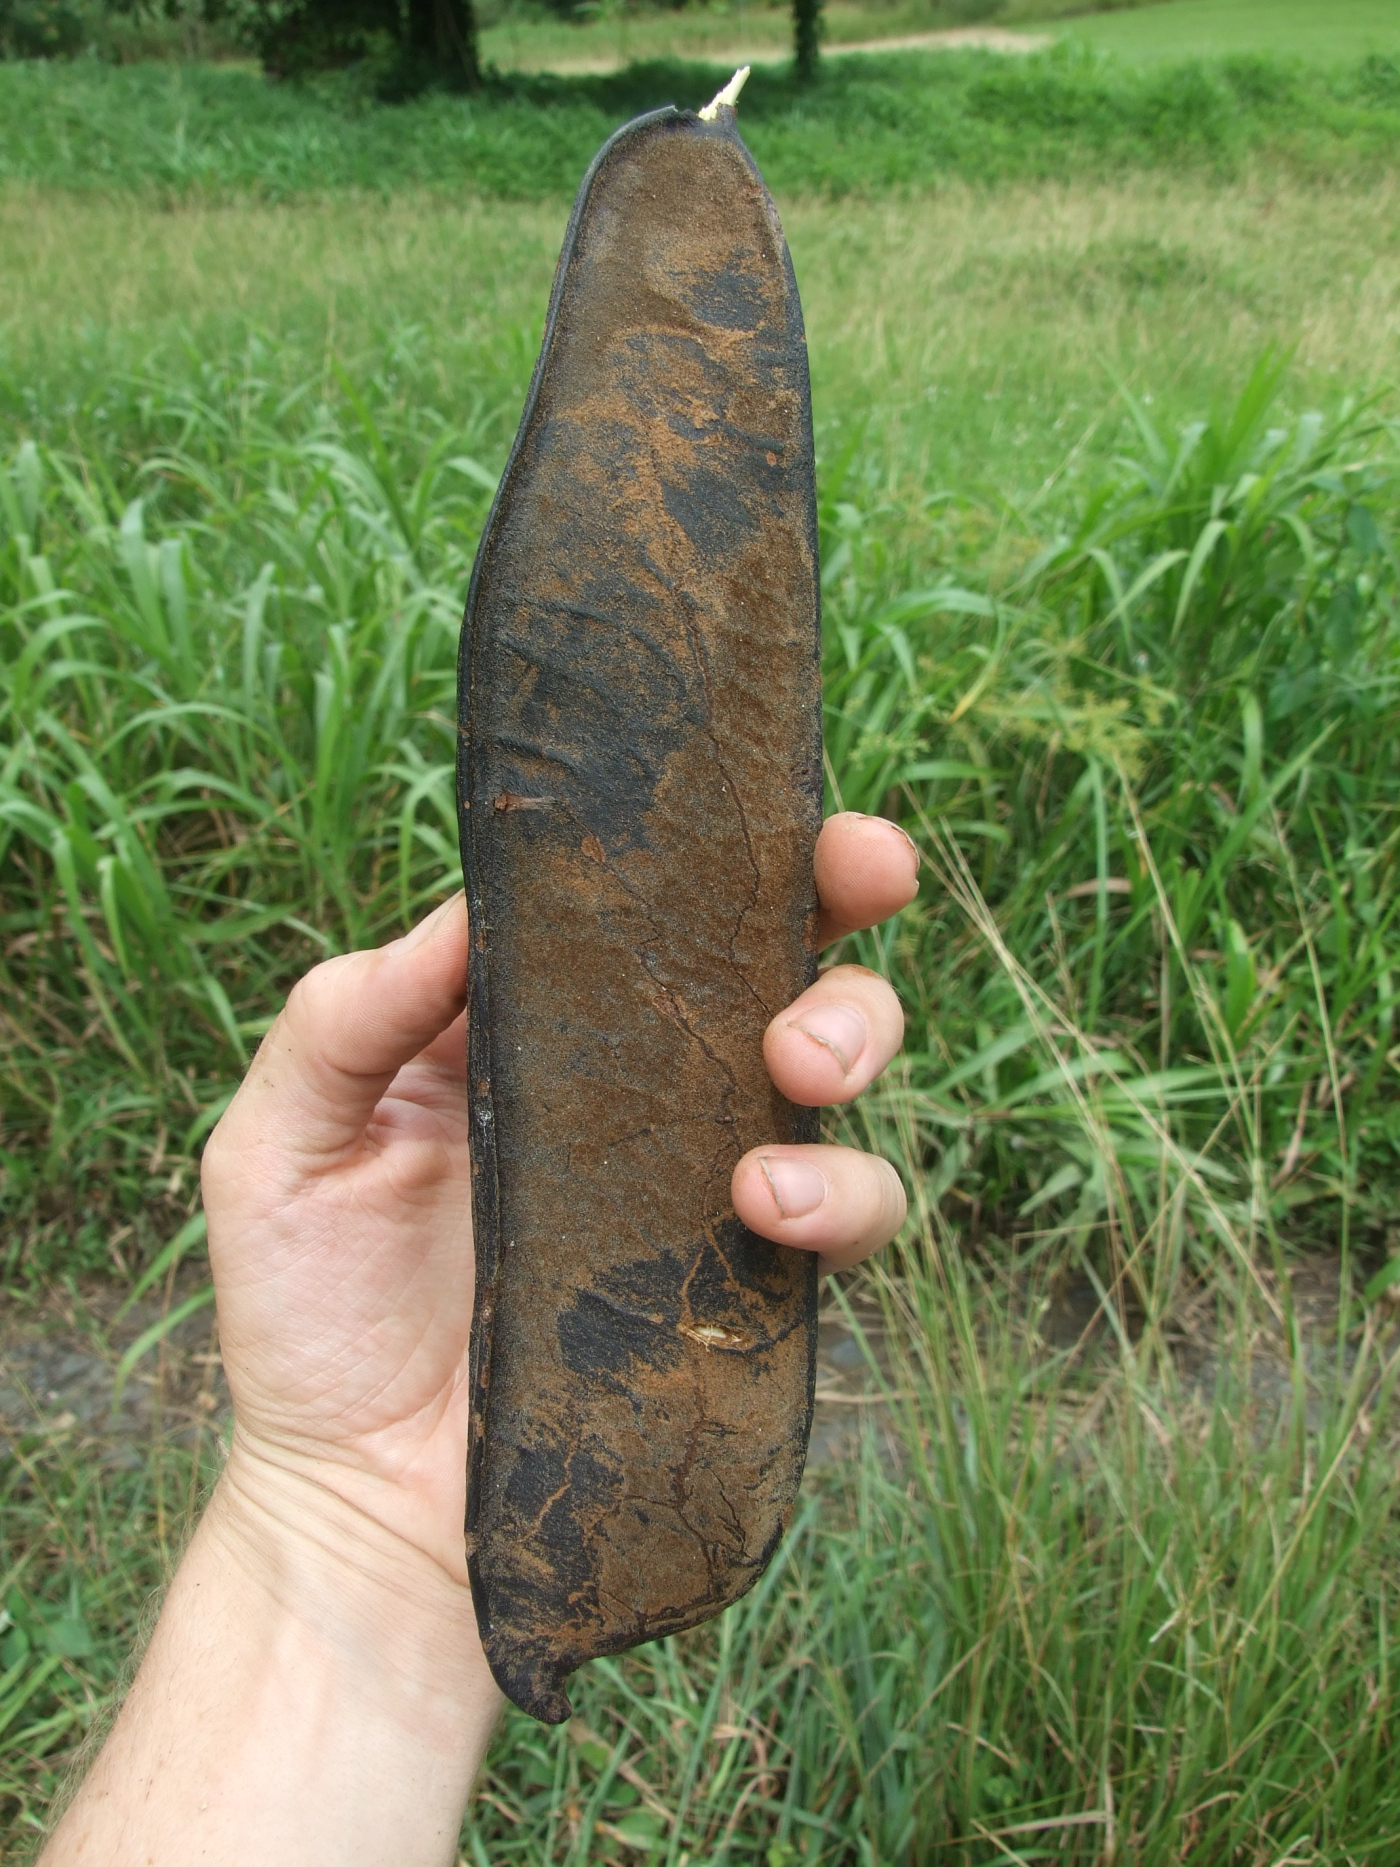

left=815, top=812, right=920, bottom=946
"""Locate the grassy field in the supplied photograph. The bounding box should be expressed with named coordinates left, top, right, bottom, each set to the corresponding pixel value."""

left=8, top=173, right=1400, bottom=488
left=4, top=22, right=1400, bottom=1861
left=1068, top=0, right=1400, bottom=65
left=7, top=1256, right=1400, bottom=1862
left=5, top=169, right=1400, bottom=1265
left=476, top=0, right=1400, bottom=76
left=3, top=44, right=1400, bottom=200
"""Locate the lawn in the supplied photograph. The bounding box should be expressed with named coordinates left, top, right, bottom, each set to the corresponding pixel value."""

left=1066, top=0, right=1400, bottom=65
left=4, top=17, right=1400, bottom=1862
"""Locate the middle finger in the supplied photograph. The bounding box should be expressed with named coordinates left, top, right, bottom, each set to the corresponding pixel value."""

left=764, top=963, right=904, bottom=1108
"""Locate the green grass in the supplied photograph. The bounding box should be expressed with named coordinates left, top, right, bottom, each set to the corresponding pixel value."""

left=10, top=170, right=1400, bottom=492
left=1, top=1344, right=217, bottom=1851
left=1, top=45, right=1398, bottom=202
left=1065, top=0, right=1400, bottom=66
left=5, top=29, right=1400, bottom=1859
left=4, top=170, right=1400, bottom=1275
left=4, top=194, right=1400, bottom=1846
left=465, top=1260, right=1400, bottom=1863
left=7, top=1251, right=1400, bottom=1858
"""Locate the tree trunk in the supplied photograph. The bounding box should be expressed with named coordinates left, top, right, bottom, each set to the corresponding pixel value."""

left=793, top=0, right=820, bottom=82
left=406, top=0, right=481, bottom=89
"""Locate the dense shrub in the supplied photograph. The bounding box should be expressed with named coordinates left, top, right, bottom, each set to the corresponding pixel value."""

left=0, top=0, right=484, bottom=85
left=0, top=0, right=85, bottom=57
left=223, top=0, right=481, bottom=88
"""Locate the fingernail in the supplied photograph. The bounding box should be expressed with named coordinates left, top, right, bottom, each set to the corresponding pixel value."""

left=852, top=811, right=920, bottom=875
left=791, top=1003, right=867, bottom=1075
left=760, top=1157, right=829, bottom=1219
left=402, top=891, right=465, bottom=950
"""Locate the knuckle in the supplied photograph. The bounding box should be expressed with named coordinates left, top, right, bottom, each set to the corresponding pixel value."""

left=283, top=966, right=323, bottom=1027
left=284, top=952, right=354, bottom=1033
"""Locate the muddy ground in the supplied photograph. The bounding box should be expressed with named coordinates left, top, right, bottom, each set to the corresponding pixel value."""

left=4, top=1252, right=1395, bottom=1486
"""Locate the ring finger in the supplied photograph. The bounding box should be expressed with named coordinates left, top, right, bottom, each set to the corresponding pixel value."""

left=731, top=1142, right=907, bottom=1274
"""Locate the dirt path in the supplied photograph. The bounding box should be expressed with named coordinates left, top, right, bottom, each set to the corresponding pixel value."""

left=0, top=1272, right=886, bottom=1477
left=514, top=25, right=1048, bottom=78
left=825, top=26, right=1048, bottom=56
left=0, top=1268, right=226, bottom=1457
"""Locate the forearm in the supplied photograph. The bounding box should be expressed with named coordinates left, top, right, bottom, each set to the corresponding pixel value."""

left=42, top=1451, right=503, bottom=1867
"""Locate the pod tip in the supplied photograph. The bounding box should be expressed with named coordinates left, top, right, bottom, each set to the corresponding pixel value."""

left=698, top=65, right=751, bottom=122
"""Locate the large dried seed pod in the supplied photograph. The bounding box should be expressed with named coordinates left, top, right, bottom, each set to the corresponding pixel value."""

left=457, top=88, right=822, bottom=1724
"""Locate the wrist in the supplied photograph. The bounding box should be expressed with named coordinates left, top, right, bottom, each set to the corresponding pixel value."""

left=208, top=1434, right=500, bottom=1745
left=43, top=1433, right=503, bottom=1867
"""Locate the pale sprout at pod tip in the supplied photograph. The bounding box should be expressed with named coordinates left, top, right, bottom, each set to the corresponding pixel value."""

left=699, top=67, right=751, bottom=123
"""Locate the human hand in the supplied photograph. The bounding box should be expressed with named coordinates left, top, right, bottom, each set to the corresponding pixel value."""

left=40, top=815, right=917, bottom=1867
left=200, top=810, right=917, bottom=1591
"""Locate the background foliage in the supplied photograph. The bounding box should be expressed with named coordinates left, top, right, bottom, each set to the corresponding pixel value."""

left=4, top=5, right=1400, bottom=1858
left=3, top=342, right=1397, bottom=1284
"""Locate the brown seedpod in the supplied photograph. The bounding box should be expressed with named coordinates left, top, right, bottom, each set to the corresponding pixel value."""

left=456, top=76, right=822, bottom=1723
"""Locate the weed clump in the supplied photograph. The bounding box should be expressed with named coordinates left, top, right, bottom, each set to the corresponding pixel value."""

left=2, top=352, right=1397, bottom=1290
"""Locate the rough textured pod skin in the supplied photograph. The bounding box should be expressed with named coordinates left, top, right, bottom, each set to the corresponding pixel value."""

left=456, top=101, right=822, bottom=1725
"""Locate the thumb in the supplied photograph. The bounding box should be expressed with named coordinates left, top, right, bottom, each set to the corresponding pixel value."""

left=213, top=892, right=469, bottom=1169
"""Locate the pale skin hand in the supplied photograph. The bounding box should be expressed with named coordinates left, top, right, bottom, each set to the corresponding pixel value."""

left=41, top=811, right=916, bottom=1867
